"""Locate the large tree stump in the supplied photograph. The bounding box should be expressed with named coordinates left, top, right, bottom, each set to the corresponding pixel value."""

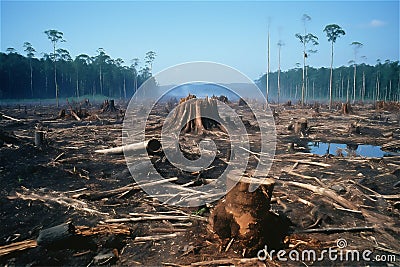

left=209, top=171, right=286, bottom=256
left=169, top=94, right=224, bottom=134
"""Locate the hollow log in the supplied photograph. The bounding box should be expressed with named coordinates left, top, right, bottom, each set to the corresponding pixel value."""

left=209, top=171, right=286, bottom=256
left=95, top=138, right=161, bottom=155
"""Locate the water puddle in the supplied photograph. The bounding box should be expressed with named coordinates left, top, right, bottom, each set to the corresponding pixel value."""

left=307, top=142, right=400, bottom=158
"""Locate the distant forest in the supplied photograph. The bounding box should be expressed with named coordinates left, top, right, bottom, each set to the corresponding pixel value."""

left=0, top=42, right=156, bottom=101
left=0, top=48, right=399, bottom=103
left=257, top=60, right=400, bottom=103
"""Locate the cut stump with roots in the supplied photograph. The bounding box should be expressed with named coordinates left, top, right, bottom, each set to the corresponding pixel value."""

left=209, top=171, right=288, bottom=256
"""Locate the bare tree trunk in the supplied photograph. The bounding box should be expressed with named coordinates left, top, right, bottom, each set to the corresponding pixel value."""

left=277, top=44, right=281, bottom=106
left=362, top=71, right=365, bottom=103
left=346, top=75, right=350, bottom=103
left=29, top=59, right=33, bottom=98
left=329, top=41, right=334, bottom=109
left=353, top=63, right=357, bottom=104
left=266, top=27, right=270, bottom=103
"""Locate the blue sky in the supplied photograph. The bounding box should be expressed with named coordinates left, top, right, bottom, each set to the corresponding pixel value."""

left=1, top=0, right=399, bottom=80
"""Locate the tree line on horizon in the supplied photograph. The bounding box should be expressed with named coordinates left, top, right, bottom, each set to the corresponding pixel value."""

left=257, top=61, right=400, bottom=104
left=0, top=27, right=399, bottom=104
left=0, top=29, right=157, bottom=104
left=265, top=14, right=399, bottom=107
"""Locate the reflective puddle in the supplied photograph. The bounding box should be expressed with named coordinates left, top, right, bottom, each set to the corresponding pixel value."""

left=307, top=142, right=400, bottom=158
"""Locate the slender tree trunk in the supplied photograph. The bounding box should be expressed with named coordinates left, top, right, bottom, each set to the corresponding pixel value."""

left=134, top=70, right=138, bottom=95
left=122, top=76, right=126, bottom=98
left=376, top=73, right=380, bottom=102
left=53, top=43, right=59, bottom=107
left=312, top=80, right=315, bottom=100
left=99, top=65, right=103, bottom=96
left=362, top=71, right=365, bottom=103
left=29, top=59, right=33, bottom=98
left=346, top=75, right=350, bottom=103
left=277, top=44, right=281, bottom=106
left=266, top=27, right=270, bottom=103
left=389, top=80, right=392, bottom=101
left=329, top=41, right=334, bottom=109
left=353, top=63, right=356, bottom=104
left=76, top=70, right=79, bottom=98
left=302, top=43, right=306, bottom=107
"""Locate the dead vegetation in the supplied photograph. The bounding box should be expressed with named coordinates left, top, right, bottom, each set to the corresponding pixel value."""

left=0, top=98, right=399, bottom=266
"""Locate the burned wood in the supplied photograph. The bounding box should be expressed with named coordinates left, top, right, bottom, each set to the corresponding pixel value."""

left=36, top=222, right=76, bottom=247
left=34, top=131, right=45, bottom=147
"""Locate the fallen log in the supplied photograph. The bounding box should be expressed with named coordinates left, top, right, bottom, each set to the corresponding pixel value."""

left=0, top=112, right=22, bottom=122
left=94, top=138, right=161, bottom=155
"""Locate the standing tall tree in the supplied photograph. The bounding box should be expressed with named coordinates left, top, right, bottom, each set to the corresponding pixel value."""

left=144, top=51, right=156, bottom=74
left=23, top=42, right=36, bottom=97
left=95, top=48, right=111, bottom=96
left=131, top=58, right=140, bottom=95
left=266, top=20, right=271, bottom=103
left=277, top=40, right=284, bottom=106
left=44, top=29, right=65, bottom=107
left=323, top=24, right=345, bottom=109
left=295, top=14, right=318, bottom=106
left=74, top=54, right=91, bottom=98
left=350, top=41, right=363, bottom=104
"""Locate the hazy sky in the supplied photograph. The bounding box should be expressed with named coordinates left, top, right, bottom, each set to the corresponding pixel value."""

left=1, top=1, right=399, bottom=80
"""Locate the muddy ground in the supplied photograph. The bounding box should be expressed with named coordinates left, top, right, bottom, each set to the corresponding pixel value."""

left=0, top=100, right=399, bottom=266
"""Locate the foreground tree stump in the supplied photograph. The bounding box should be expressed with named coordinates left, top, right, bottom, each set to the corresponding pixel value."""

left=209, top=171, right=286, bottom=256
